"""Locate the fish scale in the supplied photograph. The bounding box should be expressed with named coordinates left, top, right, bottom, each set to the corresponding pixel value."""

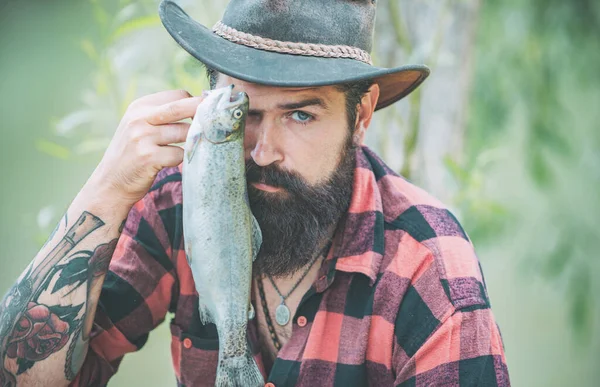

left=182, top=85, right=263, bottom=387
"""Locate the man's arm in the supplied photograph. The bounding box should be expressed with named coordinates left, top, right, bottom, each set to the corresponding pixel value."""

left=0, top=186, right=131, bottom=386
left=0, top=89, right=203, bottom=386
left=69, top=169, right=183, bottom=386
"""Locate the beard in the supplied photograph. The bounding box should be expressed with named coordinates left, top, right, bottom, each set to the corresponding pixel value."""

left=246, top=135, right=356, bottom=278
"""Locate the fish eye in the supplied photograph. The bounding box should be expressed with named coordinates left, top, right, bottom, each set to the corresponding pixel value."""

left=232, top=109, right=243, bottom=119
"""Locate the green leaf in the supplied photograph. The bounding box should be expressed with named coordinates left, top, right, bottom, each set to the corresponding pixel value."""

left=120, top=77, right=138, bottom=115
left=111, top=15, right=161, bottom=42
left=80, top=39, right=98, bottom=62
left=569, top=267, right=592, bottom=340
left=92, top=2, right=109, bottom=28
left=35, top=139, right=71, bottom=160
left=55, top=109, right=98, bottom=136
left=528, top=150, right=553, bottom=187
left=74, top=137, right=111, bottom=155
left=51, top=256, right=90, bottom=294
left=542, top=239, right=573, bottom=279
left=443, top=156, right=469, bottom=184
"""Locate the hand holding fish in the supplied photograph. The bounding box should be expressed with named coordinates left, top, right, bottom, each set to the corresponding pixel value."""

left=88, top=89, right=205, bottom=207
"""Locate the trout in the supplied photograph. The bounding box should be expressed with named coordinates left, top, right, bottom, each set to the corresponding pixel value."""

left=182, top=85, right=263, bottom=386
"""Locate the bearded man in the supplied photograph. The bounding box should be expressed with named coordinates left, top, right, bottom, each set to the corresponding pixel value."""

left=0, top=0, right=510, bottom=386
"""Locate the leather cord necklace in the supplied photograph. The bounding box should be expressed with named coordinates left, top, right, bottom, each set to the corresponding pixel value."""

left=268, top=241, right=332, bottom=326
left=255, top=241, right=332, bottom=350
left=267, top=257, right=319, bottom=326
left=256, top=277, right=282, bottom=351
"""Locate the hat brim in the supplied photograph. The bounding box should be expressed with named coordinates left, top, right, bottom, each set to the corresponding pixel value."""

left=159, top=0, right=430, bottom=110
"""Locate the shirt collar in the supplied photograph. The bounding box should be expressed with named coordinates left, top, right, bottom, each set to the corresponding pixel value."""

left=326, top=147, right=385, bottom=286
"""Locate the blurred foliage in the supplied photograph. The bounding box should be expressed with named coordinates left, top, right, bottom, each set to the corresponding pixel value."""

left=35, top=0, right=599, bottom=342
left=461, top=0, right=600, bottom=339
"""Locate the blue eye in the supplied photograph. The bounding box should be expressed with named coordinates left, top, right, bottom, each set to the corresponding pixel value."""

left=290, top=111, right=313, bottom=123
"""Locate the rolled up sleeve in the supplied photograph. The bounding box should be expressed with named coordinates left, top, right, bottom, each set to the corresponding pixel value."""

left=70, top=179, right=179, bottom=386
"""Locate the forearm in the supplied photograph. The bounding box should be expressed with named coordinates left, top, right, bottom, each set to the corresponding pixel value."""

left=0, top=182, right=133, bottom=386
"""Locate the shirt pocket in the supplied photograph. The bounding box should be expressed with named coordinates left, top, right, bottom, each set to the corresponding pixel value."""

left=170, top=322, right=219, bottom=387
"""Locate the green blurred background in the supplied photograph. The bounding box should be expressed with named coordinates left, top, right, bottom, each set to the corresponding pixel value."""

left=1, top=0, right=598, bottom=385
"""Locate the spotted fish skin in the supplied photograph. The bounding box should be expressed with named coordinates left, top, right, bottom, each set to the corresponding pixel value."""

left=182, top=85, right=263, bottom=387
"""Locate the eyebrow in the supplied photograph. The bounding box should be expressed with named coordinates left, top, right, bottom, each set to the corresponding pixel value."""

left=278, top=97, right=328, bottom=110
left=248, top=97, right=329, bottom=115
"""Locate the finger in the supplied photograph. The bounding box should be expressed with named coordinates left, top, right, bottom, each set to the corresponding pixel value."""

left=155, top=145, right=185, bottom=168
left=135, top=89, right=193, bottom=107
left=146, top=96, right=204, bottom=126
left=153, top=122, right=191, bottom=145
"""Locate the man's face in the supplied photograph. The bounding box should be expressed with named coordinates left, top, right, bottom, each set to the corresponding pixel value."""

left=216, top=75, right=350, bottom=186
left=214, top=75, right=365, bottom=277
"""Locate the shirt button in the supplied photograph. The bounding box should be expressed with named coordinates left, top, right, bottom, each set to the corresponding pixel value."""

left=265, top=383, right=276, bottom=387
left=183, top=338, right=192, bottom=349
left=297, top=316, right=307, bottom=327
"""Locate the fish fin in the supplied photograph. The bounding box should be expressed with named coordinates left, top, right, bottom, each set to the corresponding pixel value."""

left=215, top=345, right=263, bottom=387
left=185, top=133, right=202, bottom=162
left=198, top=303, right=214, bottom=325
left=251, top=214, right=262, bottom=262
left=185, top=244, right=192, bottom=265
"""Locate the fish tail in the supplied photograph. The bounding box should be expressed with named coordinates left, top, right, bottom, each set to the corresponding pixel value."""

left=215, top=346, right=263, bottom=387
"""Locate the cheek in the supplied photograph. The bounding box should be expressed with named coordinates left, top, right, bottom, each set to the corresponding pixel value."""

left=287, top=125, right=349, bottom=185
left=243, top=120, right=259, bottom=157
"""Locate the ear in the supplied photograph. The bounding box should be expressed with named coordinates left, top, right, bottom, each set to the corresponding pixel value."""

left=353, top=83, right=380, bottom=146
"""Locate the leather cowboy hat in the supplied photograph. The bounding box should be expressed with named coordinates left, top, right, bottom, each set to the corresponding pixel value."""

left=158, top=0, right=430, bottom=110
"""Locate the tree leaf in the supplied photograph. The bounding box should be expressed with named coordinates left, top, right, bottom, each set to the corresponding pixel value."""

left=73, top=137, right=111, bottom=155
left=92, top=2, right=109, bottom=28
left=542, top=238, right=573, bottom=279
left=568, top=266, right=592, bottom=340
left=80, top=39, right=98, bottom=62
left=51, top=256, right=89, bottom=294
left=111, top=15, right=161, bottom=42
left=35, top=139, right=71, bottom=160
left=528, top=150, right=553, bottom=187
left=55, top=109, right=99, bottom=136
left=443, top=156, right=469, bottom=184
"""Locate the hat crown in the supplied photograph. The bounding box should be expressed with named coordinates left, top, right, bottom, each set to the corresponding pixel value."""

left=221, top=0, right=377, bottom=52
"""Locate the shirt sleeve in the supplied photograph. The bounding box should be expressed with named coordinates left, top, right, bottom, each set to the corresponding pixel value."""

left=393, top=304, right=510, bottom=387
left=70, top=178, right=180, bottom=386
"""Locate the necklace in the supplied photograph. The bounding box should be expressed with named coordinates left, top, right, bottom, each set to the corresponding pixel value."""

left=256, top=277, right=282, bottom=351
left=256, top=241, right=332, bottom=351
left=267, top=241, right=331, bottom=326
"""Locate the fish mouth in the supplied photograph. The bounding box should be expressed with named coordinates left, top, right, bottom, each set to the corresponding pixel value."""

left=217, top=85, right=248, bottom=110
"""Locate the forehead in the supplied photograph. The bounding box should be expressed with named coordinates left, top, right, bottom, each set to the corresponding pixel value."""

left=216, top=75, right=344, bottom=110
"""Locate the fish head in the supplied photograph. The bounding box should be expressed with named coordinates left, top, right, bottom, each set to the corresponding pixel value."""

left=203, top=84, right=249, bottom=144
left=185, top=85, right=248, bottom=162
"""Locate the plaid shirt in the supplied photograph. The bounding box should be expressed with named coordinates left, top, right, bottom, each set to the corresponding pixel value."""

left=71, top=146, right=510, bottom=387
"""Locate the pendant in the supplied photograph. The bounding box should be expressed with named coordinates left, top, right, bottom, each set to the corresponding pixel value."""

left=275, top=301, right=291, bottom=326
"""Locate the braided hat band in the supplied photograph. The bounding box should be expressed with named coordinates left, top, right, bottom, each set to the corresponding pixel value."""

left=212, top=21, right=373, bottom=65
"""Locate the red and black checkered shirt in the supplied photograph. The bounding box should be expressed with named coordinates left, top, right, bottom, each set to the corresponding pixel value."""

left=71, top=147, right=510, bottom=386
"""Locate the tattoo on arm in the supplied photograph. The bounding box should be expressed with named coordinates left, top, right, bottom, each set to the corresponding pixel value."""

left=0, top=212, right=123, bottom=386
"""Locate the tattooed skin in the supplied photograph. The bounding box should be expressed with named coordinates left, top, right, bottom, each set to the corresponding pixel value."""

left=0, top=211, right=121, bottom=386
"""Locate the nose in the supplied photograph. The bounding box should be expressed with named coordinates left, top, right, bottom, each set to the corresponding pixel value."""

left=246, top=120, right=284, bottom=167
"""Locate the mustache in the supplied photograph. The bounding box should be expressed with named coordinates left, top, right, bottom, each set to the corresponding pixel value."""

left=245, top=159, right=309, bottom=193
